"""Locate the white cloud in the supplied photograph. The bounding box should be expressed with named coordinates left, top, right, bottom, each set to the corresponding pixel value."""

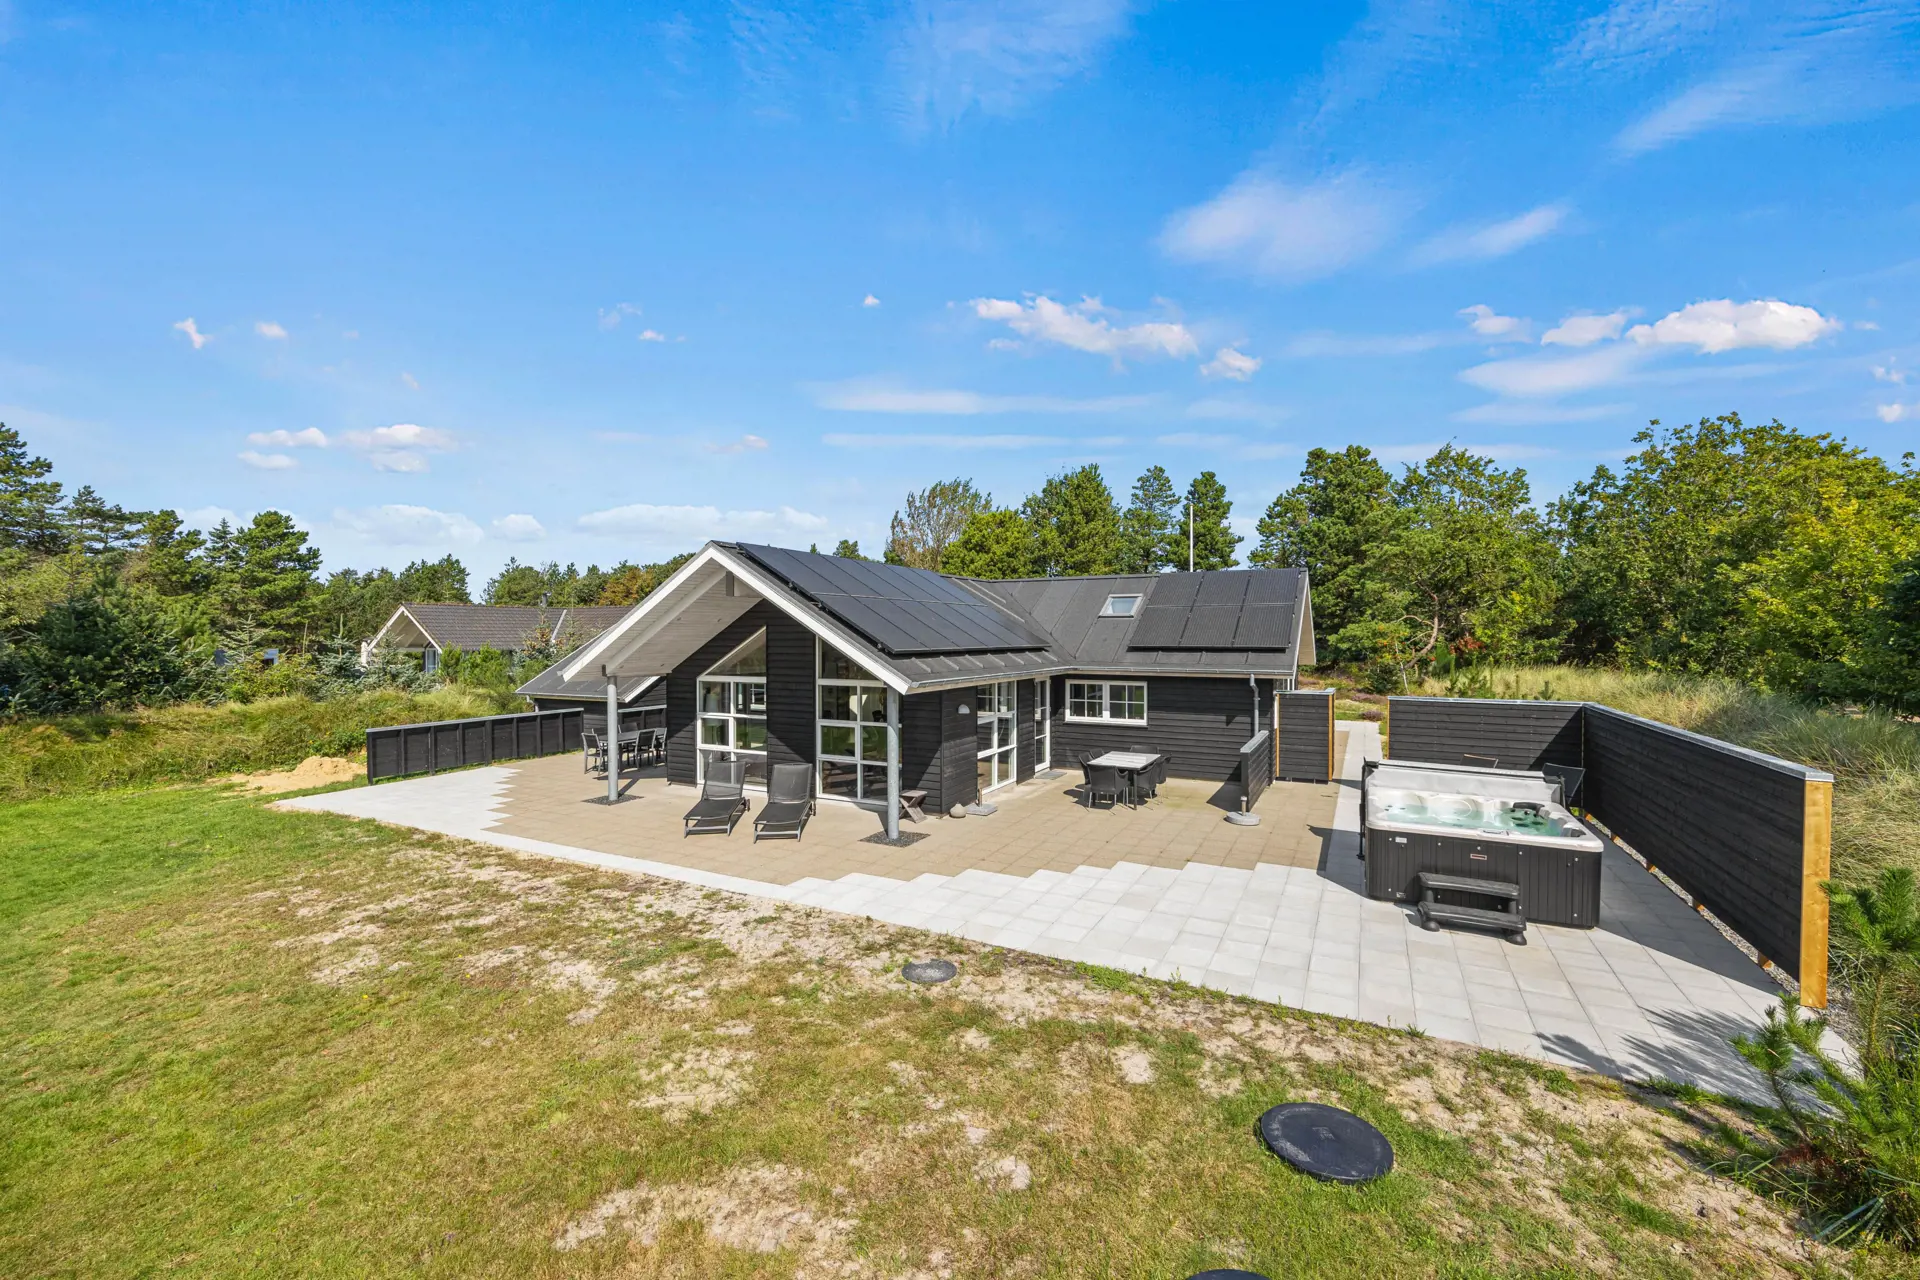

left=1459, top=304, right=1529, bottom=340
left=971, top=295, right=1197, bottom=362
left=183, top=505, right=242, bottom=531
left=255, top=320, right=288, bottom=340
left=238, top=450, right=297, bottom=470
left=887, top=0, right=1136, bottom=132
left=335, top=504, right=484, bottom=546
left=576, top=502, right=830, bottom=539
left=491, top=513, right=547, bottom=541
left=1878, top=403, right=1915, bottom=424
left=1200, top=347, right=1261, bottom=381
left=705, top=434, right=770, bottom=455
left=822, top=431, right=1127, bottom=450
left=173, top=318, right=208, bottom=349
left=862, top=294, right=882, bottom=307
left=1414, top=204, right=1570, bottom=265
left=1459, top=344, right=1646, bottom=398
left=1627, top=299, right=1840, bottom=353
left=369, top=451, right=429, bottom=473
left=637, top=329, right=667, bottom=342
left=1542, top=311, right=1631, bottom=347
left=342, top=423, right=457, bottom=452
left=1451, top=401, right=1632, bottom=426
left=342, top=329, right=360, bottom=340
left=1874, top=363, right=1909, bottom=385
left=1184, top=398, right=1291, bottom=425
left=812, top=380, right=1149, bottom=415
left=400, top=372, right=420, bottom=390
left=1160, top=167, right=1407, bottom=282
left=1373, top=441, right=1561, bottom=464
left=599, top=302, right=642, bottom=330
left=247, top=427, right=328, bottom=448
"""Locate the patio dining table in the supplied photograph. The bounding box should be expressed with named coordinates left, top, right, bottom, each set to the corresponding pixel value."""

left=1087, top=750, right=1162, bottom=806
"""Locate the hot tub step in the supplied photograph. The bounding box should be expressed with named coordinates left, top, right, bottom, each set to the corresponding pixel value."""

left=1415, top=871, right=1526, bottom=942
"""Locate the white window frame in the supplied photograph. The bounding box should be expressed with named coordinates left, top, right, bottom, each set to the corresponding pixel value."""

left=815, top=639, right=889, bottom=803
left=1065, top=680, right=1148, bottom=725
left=975, top=680, right=1018, bottom=794
left=1100, top=594, right=1142, bottom=617
left=697, top=630, right=768, bottom=785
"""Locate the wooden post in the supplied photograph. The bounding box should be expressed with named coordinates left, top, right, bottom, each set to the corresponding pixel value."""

left=1800, top=776, right=1833, bottom=1008
left=1325, top=689, right=1335, bottom=783
left=884, top=687, right=901, bottom=842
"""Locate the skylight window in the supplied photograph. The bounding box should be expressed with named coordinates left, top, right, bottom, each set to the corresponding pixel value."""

left=1101, top=594, right=1142, bottom=618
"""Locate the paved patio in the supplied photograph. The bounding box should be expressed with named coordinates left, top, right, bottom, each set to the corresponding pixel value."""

left=283, top=722, right=1789, bottom=1095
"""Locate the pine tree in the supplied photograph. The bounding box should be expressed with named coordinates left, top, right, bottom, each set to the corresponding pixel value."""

left=833, top=539, right=867, bottom=560
left=1183, top=471, right=1241, bottom=571
left=941, top=510, right=1037, bottom=578
left=1024, top=464, right=1120, bottom=576
left=1119, top=465, right=1179, bottom=573
left=0, top=423, right=68, bottom=554
left=1250, top=445, right=1397, bottom=638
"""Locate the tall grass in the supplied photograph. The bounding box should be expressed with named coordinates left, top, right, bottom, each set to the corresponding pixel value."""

left=1421, top=666, right=1920, bottom=881
left=0, top=688, right=515, bottom=803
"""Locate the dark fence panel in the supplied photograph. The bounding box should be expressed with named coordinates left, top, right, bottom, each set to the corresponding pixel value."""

left=366, top=709, right=582, bottom=783
left=1275, top=690, right=1334, bottom=783
left=1239, top=730, right=1273, bottom=811
left=1383, top=695, right=1832, bottom=1001
left=1584, top=706, right=1827, bottom=987
left=1385, top=696, right=1583, bottom=771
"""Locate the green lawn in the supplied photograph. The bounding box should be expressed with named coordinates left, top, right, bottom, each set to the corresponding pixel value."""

left=0, top=785, right=1838, bottom=1278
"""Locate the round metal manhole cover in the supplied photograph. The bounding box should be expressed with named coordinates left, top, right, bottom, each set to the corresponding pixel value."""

left=1185, top=1271, right=1271, bottom=1280
left=1257, top=1102, right=1394, bottom=1184
left=902, top=959, right=957, bottom=985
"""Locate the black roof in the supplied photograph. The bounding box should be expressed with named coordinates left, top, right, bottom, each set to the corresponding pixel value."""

left=726, top=543, right=1308, bottom=682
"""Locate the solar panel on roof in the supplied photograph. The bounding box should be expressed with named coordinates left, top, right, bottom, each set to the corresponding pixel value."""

left=733, top=543, right=1048, bottom=655
left=1233, top=604, right=1296, bottom=649
left=1127, top=606, right=1192, bottom=648
left=1146, top=574, right=1201, bottom=608
left=1243, top=571, right=1298, bottom=605
left=1195, top=572, right=1249, bottom=607
left=1180, top=607, right=1241, bottom=648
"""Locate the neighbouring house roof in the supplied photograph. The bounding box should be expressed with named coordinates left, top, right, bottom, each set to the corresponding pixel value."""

left=368, top=603, right=637, bottom=657
left=561, top=541, right=1314, bottom=695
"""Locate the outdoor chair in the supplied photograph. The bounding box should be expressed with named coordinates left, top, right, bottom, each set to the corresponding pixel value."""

left=642, top=727, right=667, bottom=766
left=683, top=759, right=750, bottom=837
left=582, top=730, right=607, bottom=776
left=753, top=762, right=815, bottom=842
left=1084, top=763, right=1127, bottom=810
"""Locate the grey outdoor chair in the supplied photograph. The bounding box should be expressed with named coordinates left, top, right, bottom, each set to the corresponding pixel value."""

left=753, top=762, right=815, bottom=842
left=1084, top=763, right=1127, bottom=810
left=683, top=758, right=750, bottom=836
left=582, top=730, right=607, bottom=775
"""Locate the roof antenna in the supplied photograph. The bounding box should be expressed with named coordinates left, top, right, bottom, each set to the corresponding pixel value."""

left=540, top=591, right=550, bottom=608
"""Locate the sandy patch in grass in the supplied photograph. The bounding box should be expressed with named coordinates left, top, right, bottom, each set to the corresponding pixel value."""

left=311, top=945, right=381, bottom=985
left=227, top=755, right=363, bottom=794
left=636, top=1045, right=757, bottom=1119
left=1110, top=1046, right=1155, bottom=1084
left=554, top=1164, right=856, bottom=1262
left=974, top=1154, right=1032, bottom=1192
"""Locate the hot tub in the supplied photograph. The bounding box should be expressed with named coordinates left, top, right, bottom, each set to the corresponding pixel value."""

left=1362, top=761, right=1604, bottom=928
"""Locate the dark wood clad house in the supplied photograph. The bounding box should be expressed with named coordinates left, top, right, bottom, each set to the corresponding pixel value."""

left=556, top=542, right=1314, bottom=819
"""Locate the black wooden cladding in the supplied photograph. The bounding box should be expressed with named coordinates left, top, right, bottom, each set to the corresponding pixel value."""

left=1386, top=697, right=1583, bottom=771
left=664, top=603, right=813, bottom=786
left=1276, top=690, right=1334, bottom=783
left=1240, top=731, right=1273, bottom=810
left=366, top=708, right=581, bottom=782
left=1363, top=828, right=1601, bottom=928
left=1048, top=675, right=1258, bottom=781
left=1385, top=696, right=1826, bottom=979
left=531, top=699, right=665, bottom=739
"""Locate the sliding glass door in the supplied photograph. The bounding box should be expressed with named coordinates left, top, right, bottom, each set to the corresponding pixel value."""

left=697, top=631, right=768, bottom=785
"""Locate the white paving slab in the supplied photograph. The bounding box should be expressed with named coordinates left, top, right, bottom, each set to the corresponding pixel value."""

left=282, top=721, right=1796, bottom=1096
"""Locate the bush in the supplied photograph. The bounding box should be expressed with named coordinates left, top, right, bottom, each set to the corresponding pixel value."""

left=12, top=584, right=216, bottom=712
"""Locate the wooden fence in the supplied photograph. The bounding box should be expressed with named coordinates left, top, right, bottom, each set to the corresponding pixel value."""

left=366, top=708, right=583, bottom=783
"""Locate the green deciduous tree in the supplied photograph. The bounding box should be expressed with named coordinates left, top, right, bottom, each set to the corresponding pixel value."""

left=1551, top=414, right=1907, bottom=673
left=396, top=554, right=471, bottom=604
left=1118, top=465, right=1180, bottom=573
left=1182, top=470, right=1241, bottom=571
left=886, top=478, right=991, bottom=569
left=1024, top=464, right=1120, bottom=576
left=941, top=509, right=1037, bottom=579
left=1249, top=445, right=1395, bottom=639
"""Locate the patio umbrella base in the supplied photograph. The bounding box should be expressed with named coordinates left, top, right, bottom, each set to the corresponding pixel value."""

left=1225, top=811, right=1261, bottom=826
left=1258, top=1102, right=1394, bottom=1184
left=902, top=960, right=957, bottom=984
